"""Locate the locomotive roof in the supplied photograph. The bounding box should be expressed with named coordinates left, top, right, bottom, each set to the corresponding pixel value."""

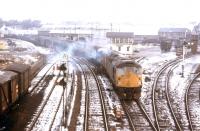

left=107, top=53, right=141, bottom=68
left=0, top=70, right=17, bottom=85
left=114, top=59, right=141, bottom=68
left=5, top=63, right=30, bottom=73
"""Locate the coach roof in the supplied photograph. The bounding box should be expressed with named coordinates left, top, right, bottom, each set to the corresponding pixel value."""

left=5, top=63, right=30, bottom=73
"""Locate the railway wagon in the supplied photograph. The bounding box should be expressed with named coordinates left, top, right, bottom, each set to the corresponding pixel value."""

left=30, top=54, right=46, bottom=80
left=101, top=53, right=142, bottom=100
left=0, top=56, right=46, bottom=129
left=0, top=70, right=18, bottom=115
left=5, top=63, right=30, bottom=97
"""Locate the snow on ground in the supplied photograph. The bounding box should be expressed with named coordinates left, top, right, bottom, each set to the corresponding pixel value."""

left=0, top=70, right=4, bottom=75
left=13, top=39, right=50, bottom=54
left=134, top=45, right=177, bottom=111
left=0, top=38, right=51, bottom=67
left=170, top=54, right=200, bottom=96
left=140, top=51, right=177, bottom=74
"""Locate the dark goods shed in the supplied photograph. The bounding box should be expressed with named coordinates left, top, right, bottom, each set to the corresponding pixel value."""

left=0, top=70, right=18, bottom=115
left=5, top=63, right=30, bottom=97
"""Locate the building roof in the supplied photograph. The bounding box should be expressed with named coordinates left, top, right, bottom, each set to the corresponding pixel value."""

left=158, top=28, right=191, bottom=33
left=106, top=32, right=134, bottom=38
left=0, top=70, right=17, bottom=85
left=5, top=63, right=30, bottom=73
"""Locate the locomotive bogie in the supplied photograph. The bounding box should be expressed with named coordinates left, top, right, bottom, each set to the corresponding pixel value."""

left=117, top=87, right=141, bottom=100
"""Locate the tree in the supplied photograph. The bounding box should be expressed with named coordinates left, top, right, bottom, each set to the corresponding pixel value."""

left=5, top=20, right=19, bottom=26
left=31, top=20, right=41, bottom=28
left=21, top=19, right=41, bottom=29
left=1, top=19, right=41, bottom=29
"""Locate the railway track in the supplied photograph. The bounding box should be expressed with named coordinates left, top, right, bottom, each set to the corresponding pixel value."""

left=29, top=62, right=57, bottom=93
left=86, top=58, right=149, bottom=130
left=96, top=55, right=157, bottom=130
left=25, top=59, right=75, bottom=131
left=51, top=71, right=77, bottom=130
left=121, top=100, right=136, bottom=131
left=99, top=74, right=132, bottom=130
left=121, top=99, right=157, bottom=131
left=152, top=58, right=183, bottom=130
left=75, top=58, right=109, bottom=131
left=26, top=69, right=64, bottom=131
left=185, top=72, right=200, bottom=131
left=28, top=63, right=78, bottom=130
left=166, top=65, right=191, bottom=131
left=159, top=56, right=200, bottom=131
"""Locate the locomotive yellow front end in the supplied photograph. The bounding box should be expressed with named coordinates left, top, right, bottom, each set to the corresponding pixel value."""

left=116, top=68, right=142, bottom=88
left=115, top=63, right=142, bottom=99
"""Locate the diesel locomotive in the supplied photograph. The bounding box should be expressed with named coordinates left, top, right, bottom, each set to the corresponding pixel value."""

left=101, top=52, right=142, bottom=100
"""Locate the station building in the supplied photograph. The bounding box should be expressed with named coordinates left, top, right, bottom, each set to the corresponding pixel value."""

left=134, top=35, right=159, bottom=45
left=38, top=30, right=93, bottom=41
left=158, top=28, right=191, bottom=40
left=106, top=32, right=135, bottom=55
left=158, top=28, right=198, bottom=55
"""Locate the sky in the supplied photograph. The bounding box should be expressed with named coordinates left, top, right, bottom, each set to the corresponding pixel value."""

left=1, top=0, right=200, bottom=34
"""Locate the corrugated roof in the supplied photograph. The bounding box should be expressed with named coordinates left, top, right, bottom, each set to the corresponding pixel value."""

left=158, top=28, right=191, bottom=33
left=5, top=63, right=30, bottom=73
left=0, top=70, right=17, bottom=85
left=106, top=32, right=134, bottom=38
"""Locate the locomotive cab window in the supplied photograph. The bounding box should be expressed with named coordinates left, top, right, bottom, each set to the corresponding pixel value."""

left=132, top=67, right=142, bottom=75
left=116, top=66, right=142, bottom=76
left=116, top=68, right=124, bottom=76
left=116, top=66, right=133, bottom=76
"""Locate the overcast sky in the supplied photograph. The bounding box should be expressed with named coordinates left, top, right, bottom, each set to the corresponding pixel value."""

left=0, top=0, right=200, bottom=34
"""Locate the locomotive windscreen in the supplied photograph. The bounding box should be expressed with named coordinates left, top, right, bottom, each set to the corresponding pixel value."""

left=116, top=66, right=142, bottom=76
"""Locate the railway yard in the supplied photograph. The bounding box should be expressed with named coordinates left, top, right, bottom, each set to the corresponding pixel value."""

left=0, top=37, right=200, bottom=131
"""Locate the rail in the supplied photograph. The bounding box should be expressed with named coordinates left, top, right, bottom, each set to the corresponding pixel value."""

left=185, top=72, right=200, bottom=131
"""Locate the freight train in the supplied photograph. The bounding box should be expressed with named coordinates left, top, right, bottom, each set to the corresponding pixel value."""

left=101, top=52, right=142, bottom=100
left=0, top=56, right=46, bottom=129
